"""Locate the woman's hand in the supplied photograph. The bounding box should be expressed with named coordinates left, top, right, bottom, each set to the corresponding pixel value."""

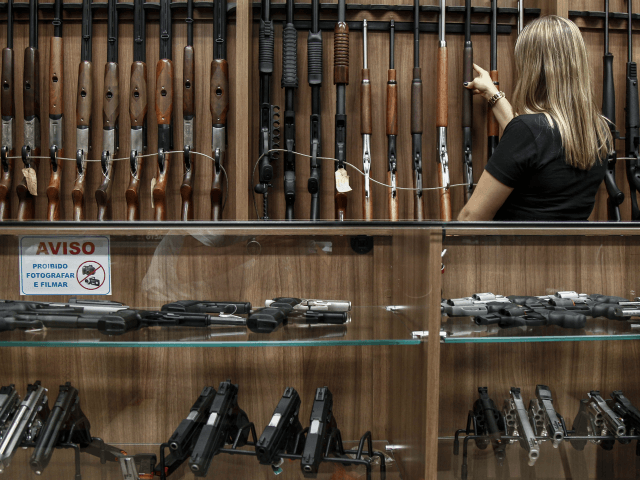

left=464, top=64, right=499, bottom=101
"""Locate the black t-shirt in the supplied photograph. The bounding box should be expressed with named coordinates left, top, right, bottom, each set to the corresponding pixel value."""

left=484, top=113, right=606, bottom=221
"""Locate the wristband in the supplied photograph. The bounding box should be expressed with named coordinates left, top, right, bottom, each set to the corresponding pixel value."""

left=488, top=91, right=505, bottom=107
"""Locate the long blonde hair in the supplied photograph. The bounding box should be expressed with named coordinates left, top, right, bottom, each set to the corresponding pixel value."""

left=511, top=15, right=611, bottom=170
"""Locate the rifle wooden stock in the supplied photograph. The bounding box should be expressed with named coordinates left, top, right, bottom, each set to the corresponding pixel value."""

left=181, top=46, right=195, bottom=220
left=16, top=157, right=38, bottom=221
left=126, top=61, right=147, bottom=221
left=46, top=37, right=63, bottom=221
left=73, top=61, right=92, bottom=221
left=438, top=168, right=451, bottom=221
left=412, top=67, right=424, bottom=221
left=388, top=171, right=398, bottom=221
left=437, top=44, right=451, bottom=221
left=335, top=192, right=347, bottom=220
left=103, top=63, right=119, bottom=128
left=211, top=169, right=222, bottom=221
left=211, top=59, right=229, bottom=124
left=72, top=165, right=86, bottom=220
left=334, top=23, right=349, bottom=85
left=153, top=59, right=173, bottom=221
left=488, top=71, right=500, bottom=137
left=95, top=171, right=112, bottom=221
left=361, top=66, right=372, bottom=221
left=152, top=157, right=169, bottom=221
left=0, top=48, right=15, bottom=220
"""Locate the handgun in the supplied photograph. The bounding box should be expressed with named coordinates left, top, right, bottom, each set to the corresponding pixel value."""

left=528, top=384, right=565, bottom=447
left=503, top=387, right=540, bottom=466
left=162, top=301, right=252, bottom=315
left=301, top=387, right=339, bottom=477
left=189, top=381, right=250, bottom=476
left=0, top=386, right=19, bottom=435
left=572, top=390, right=626, bottom=451
left=0, top=382, right=50, bottom=472
left=607, top=391, right=640, bottom=439
left=441, top=293, right=510, bottom=316
left=30, top=382, right=92, bottom=475
left=265, top=298, right=351, bottom=313
left=256, top=387, right=304, bottom=468
left=474, top=387, right=506, bottom=464
left=0, top=299, right=128, bottom=316
left=168, top=387, right=217, bottom=461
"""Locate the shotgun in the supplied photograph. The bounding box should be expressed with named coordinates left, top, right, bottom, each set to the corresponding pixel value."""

left=361, top=19, right=372, bottom=220
left=387, top=20, right=398, bottom=221
left=126, top=0, right=147, bottom=221
left=211, top=0, right=228, bottom=221
left=46, top=0, right=63, bottom=221
left=72, top=0, right=92, bottom=221
left=0, top=0, right=15, bottom=221
left=411, top=0, right=424, bottom=219
left=437, top=0, right=451, bottom=220
left=334, top=0, right=349, bottom=220
left=603, top=0, right=624, bottom=221
left=282, top=0, right=298, bottom=220
left=255, top=0, right=279, bottom=220
left=487, top=0, right=499, bottom=161
left=153, top=0, right=173, bottom=221
left=17, top=0, right=40, bottom=221
left=96, top=0, right=119, bottom=221
left=308, top=0, right=322, bottom=220
left=181, top=0, right=195, bottom=221
left=625, top=0, right=640, bottom=220
left=518, top=0, right=524, bottom=34
left=462, top=0, right=473, bottom=203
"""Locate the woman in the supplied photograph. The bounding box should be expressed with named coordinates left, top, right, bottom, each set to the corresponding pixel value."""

left=458, top=15, right=611, bottom=221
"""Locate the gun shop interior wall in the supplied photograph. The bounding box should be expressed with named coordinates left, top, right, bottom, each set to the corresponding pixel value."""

left=437, top=232, right=640, bottom=478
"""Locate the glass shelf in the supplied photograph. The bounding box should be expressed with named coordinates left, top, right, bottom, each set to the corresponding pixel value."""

left=4, top=440, right=399, bottom=480
left=441, top=316, right=640, bottom=343
left=0, top=307, right=419, bottom=348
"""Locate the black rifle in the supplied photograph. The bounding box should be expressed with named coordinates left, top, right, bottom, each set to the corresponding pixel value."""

left=301, top=387, right=347, bottom=476
left=462, top=0, right=474, bottom=203
left=0, top=0, right=15, bottom=221
left=189, top=381, right=251, bottom=476
left=308, top=0, right=322, bottom=220
left=625, top=0, right=640, bottom=220
left=255, top=0, right=280, bottom=220
left=160, top=386, right=217, bottom=476
left=256, top=387, right=304, bottom=468
left=487, top=0, right=499, bottom=161
left=282, top=0, right=298, bottom=220
left=387, top=20, right=398, bottom=222
left=30, top=382, right=93, bottom=475
left=603, top=0, right=625, bottom=220
left=0, top=385, right=19, bottom=430
left=412, top=1, right=424, bottom=219
left=181, top=0, right=195, bottom=221
left=334, top=0, right=349, bottom=221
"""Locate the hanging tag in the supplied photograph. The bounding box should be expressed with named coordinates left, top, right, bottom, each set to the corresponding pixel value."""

left=22, top=168, right=38, bottom=195
left=335, top=168, right=352, bottom=193
left=150, top=178, right=156, bottom=209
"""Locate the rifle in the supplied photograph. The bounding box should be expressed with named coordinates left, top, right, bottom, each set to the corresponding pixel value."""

left=256, top=387, right=304, bottom=467
left=0, top=0, right=15, bottom=221
left=72, top=0, right=93, bottom=221
left=160, top=386, right=217, bottom=476
left=518, top=0, right=524, bottom=34
left=152, top=0, right=173, bottom=221
left=571, top=390, right=626, bottom=451
left=189, top=381, right=251, bottom=477
left=412, top=1, right=424, bottom=219
left=126, top=0, right=147, bottom=221
left=387, top=20, right=398, bottom=221
left=211, top=0, right=228, bottom=221
left=603, top=0, right=625, bottom=220
left=181, top=0, right=195, bottom=221
left=361, top=19, right=372, bottom=221
left=0, top=381, right=50, bottom=472
left=0, top=385, right=19, bottom=430
left=255, top=0, right=279, bottom=220
left=625, top=0, right=640, bottom=220
left=29, top=382, right=92, bottom=474
left=462, top=0, right=473, bottom=203
left=46, top=0, right=63, bottom=221
left=282, top=0, right=298, bottom=220
left=334, top=0, right=349, bottom=220
left=487, top=0, right=499, bottom=162
left=96, top=0, right=120, bottom=221
left=308, top=0, right=322, bottom=220
left=437, top=0, right=451, bottom=220
left=528, top=385, right=566, bottom=448
left=17, top=0, right=40, bottom=221
left=503, top=387, right=540, bottom=466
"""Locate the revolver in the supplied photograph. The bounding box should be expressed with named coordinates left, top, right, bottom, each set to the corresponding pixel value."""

left=528, top=384, right=565, bottom=447
left=473, top=387, right=506, bottom=464
left=607, top=390, right=640, bottom=440
left=441, top=293, right=510, bottom=317
left=572, top=390, right=626, bottom=451
left=503, top=387, right=540, bottom=466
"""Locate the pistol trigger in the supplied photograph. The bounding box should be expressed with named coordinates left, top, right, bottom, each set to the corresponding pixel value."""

left=1, top=146, right=8, bottom=173
left=50, top=146, right=59, bottom=172
left=22, top=145, right=31, bottom=168
left=184, top=145, right=191, bottom=172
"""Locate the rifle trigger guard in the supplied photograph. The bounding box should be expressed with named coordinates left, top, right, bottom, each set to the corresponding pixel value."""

left=130, top=150, right=138, bottom=176
left=50, top=146, right=59, bottom=173
left=183, top=146, right=191, bottom=172
left=158, top=149, right=166, bottom=173
left=101, top=150, right=110, bottom=177
left=76, top=149, right=85, bottom=175
left=21, top=145, right=31, bottom=168
left=214, top=148, right=221, bottom=174
left=1, top=146, right=8, bottom=173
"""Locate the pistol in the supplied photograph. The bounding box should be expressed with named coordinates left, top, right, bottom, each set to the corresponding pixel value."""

left=162, top=301, right=251, bottom=315
left=0, top=386, right=19, bottom=435
left=164, top=386, right=216, bottom=474
left=503, top=387, right=540, bottom=466
left=572, top=390, right=626, bottom=451
left=528, top=384, right=565, bottom=447
left=30, top=382, right=92, bottom=475
left=442, top=293, right=510, bottom=316
left=265, top=298, right=351, bottom=313
left=189, top=381, right=250, bottom=476
left=256, top=387, right=304, bottom=467
left=607, top=390, right=640, bottom=438
left=474, top=387, right=506, bottom=464
left=301, top=387, right=338, bottom=477
left=0, top=381, right=50, bottom=472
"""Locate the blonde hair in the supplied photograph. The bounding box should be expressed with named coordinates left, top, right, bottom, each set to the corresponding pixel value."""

left=511, top=15, right=611, bottom=170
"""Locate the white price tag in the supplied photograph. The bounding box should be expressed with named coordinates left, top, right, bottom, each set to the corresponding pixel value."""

left=334, top=168, right=352, bottom=193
